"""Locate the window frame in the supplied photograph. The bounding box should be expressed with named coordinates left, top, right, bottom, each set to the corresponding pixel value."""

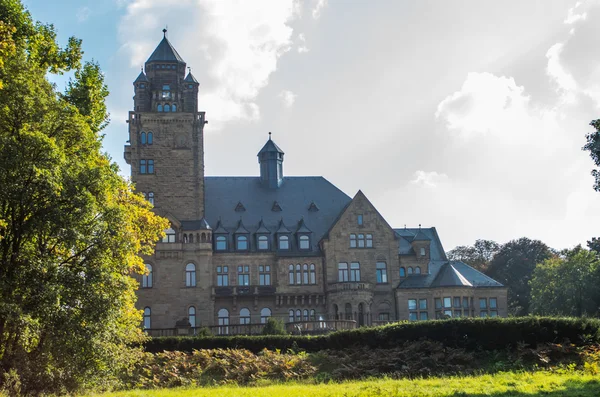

left=142, top=264, right=153, bottom=288
left=257, top=235, right=269, bottom=250
left=299, top=234, right=310, bottom=250
left=376, top=261, right=388, bottom=283
left=237, top=265, right=250, bottom=286
left=278, top=235, right=290, bottom=250
left=215, top=235, right=227, bottom=251
left=217, top=266, right=229, bottom=286
left=338, top=262, right=349, bottom=282
left=185, top=263, right=196, bottom=287
left=236, top=235, right=248, bottom=251
left=259, top=265, right=271, bottom=286
left=349, top=262, right=361, bottom=282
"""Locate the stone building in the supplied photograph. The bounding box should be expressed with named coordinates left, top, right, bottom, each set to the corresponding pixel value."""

left=124, top=32, right=508, bottom=334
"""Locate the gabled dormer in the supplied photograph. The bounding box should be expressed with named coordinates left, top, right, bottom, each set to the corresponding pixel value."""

left=296, top=218, right=312, bottom=251
left=213, top=219, right=229, bottom=252
left=412, top=227, right=431, bottom=260
left=256, top=218, right=271, bottom=251
left=234, top=219, right=250, bottom=251
left=276, top=218, right=291, bottom=251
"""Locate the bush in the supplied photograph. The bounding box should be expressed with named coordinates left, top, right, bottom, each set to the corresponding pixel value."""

left=144, top=317, right=600, bottom=354
left=262, top=318, right=287, bottom=335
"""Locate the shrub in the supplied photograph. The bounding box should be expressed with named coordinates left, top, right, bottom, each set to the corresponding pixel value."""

left=262, top=318, right=287, bottom=335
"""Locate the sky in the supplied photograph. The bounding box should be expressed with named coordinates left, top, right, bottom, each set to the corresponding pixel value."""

left=22, top=0, right=600, bottom=252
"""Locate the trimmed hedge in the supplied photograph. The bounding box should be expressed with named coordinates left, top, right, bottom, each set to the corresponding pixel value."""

left=144, top=317, right=600, bottom=354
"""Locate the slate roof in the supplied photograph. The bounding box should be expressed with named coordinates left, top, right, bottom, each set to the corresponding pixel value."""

left=258, top=138, right=284, bottom=155
left=394, top=228, right=446, bottom=260
left=204, top=177, right=351, bottom=254
left=184, top=72, right=198, bottom=83
left=181, top=218, right=211, bottom=230
left=398, top=260, right=504, bottom=289
left=134, top=70, right=149, bottom=83
left=146, top=36, right=186, bottom=64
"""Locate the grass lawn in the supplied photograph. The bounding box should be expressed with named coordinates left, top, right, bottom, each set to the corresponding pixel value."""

left=89, top=371, right=600, bottom=397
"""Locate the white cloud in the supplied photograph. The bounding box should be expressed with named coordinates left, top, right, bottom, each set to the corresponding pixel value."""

left=278, top=90, right=297, bottom=108
left=546, top=43, right=578, bottom=97
left=410, top=171, right=449, bottom=188
left=564, top=2, right=587, bottom=24
left=297, top=33, right=309, bottom=53
left=311, top=0, right=327, bottom=19
left=76, top=7, right=91, bottom=22
left=118, top=0, right=300, bottom=128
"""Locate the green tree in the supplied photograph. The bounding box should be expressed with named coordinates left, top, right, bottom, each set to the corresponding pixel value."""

left=447, top=239, right=500, bottom=272
left=486, top=238, right=552, bottom=316
left=530, top=247, right=600, bottom=317
left=583, top=119, right=600, bottom=191
left=0, top=1, right=167, bottom=394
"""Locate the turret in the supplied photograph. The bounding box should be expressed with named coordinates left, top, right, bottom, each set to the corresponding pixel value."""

left=257, top=133, right=284, bottom=189
left=133, top=69, right=150, bottom=112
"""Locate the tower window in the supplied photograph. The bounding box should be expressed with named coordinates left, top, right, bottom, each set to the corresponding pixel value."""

left=148, top=192, right=154, bottom=205
left=185, top=263, right=196, bottom=287
left=147, top=132, right=153, bottom=144
left=142, top=264, right=153, bottom=288
left=162, top=228, right=176, bottom=243
left=164, top=104, right=171, bottom=112
left=172, top=103, right=177, bottom=112
left=162, top=85, right=171, bottom=99
left=357, top=214, right=363, bottom=225
left=140, top=132, right=146, bottom=144
left=139, top=83, right=145, bottom=88
left=139, top=159, right=146, bottom=174
left=157, top=104, right=163, bottom=112
left=188, top=84, right=193, bottom=89
left=147, top=159, right=154, bottom=174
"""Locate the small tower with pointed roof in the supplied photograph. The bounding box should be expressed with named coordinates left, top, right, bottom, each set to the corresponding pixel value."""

left=258, top=133, right=285, bottom=188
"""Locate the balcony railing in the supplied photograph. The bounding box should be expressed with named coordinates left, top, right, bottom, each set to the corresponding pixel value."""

left=327, top=282, right=372, bottom=292
left=212, top=285, right=277, bottom=296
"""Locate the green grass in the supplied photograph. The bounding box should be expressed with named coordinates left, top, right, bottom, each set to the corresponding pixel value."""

left=88, top=371, right=600, bottom=397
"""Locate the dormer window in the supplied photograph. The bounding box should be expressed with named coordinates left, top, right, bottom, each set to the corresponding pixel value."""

left=215, top=236, right=227, bottom=251
left=278, top=235, right=289, bottom=250
left=140, top=83, right=145, bottom=88
left=257, top=235, right=269, bottom=250
left=299, top=235, right=310, bottom=250
left=162, top=228, right=176, bottom=243
left=162, top=85, right=171, bottom=99
left=236, top=235, right=248, bottom=250
left=420, top=247, right=426, bottom=256
left=357, top=214, right=363, bottom=225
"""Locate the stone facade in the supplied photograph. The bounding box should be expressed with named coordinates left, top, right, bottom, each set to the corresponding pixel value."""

left=125, top=33, right=508, bottom=333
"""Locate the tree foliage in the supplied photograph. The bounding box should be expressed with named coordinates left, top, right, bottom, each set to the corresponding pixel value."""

left=0, top=0, right=167, bottom=394
left=447, top=239, right=500, bottom=272
left=486, top=238, right=552, bottom=316
left=583, top=119, right=600, bottom=191
left=530, top=247, right=600, bottom=317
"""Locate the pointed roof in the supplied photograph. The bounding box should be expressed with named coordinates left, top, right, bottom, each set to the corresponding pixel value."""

left=308, top=201, right=319, bottom=212
left=198, top=217, right=211, bottom=230
left=184, top=72, right=198, bottom=83
left=258, top=134, right=284, bottom=156
left=213, top=219, right=228, bottom=234
left=430, top=263, right=473, bottom=287
left=235, top=219, right=249, bottom=234
left=271, top=201, right=282, bottom=212
left=134, top=70, right=149, bottom=83
left=146, top=31, right=186, bottom=64
left=276, top=218, right=291, bottom=234
left=296, top=218, right=312, bottom=233
left=413, top=229, right=432, bottom=242
left=235, top=201, right=246, bottom=212
left=256, top=219, right=271, bottom=234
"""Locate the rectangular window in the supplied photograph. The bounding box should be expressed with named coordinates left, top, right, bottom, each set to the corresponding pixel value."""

left=140, top=159, right=146, bottom=174
left=480, top=311, right=488, bottom=318
left=479, top=298, right=487, bottom=309
left=419, top=312, right=428, bottom=321
left=350, top=234, right=357, bottom=248
left=366, top=234, right=373, bottom=248
left=420, top=247, right=426, bottom=256
left=490, top=310, right=498, bottom=317
left=358, top=234, right=365, bottom=248
left=463, top=297, right=469, bottom=308
left=443, top=297, right=452, bottom=308
left=376, top=262, right=387, bottom=283
left=237, top=265, right=249, bottom=286
left=444, top=310, right=453, bottom=317
left=409, top=312, right=418, bottom=321
left=419, top=299, right=427, bottom=310
left=378, top=312, right=390, bottom=321
left=257, top=236, right=269, bottom=250
left=215, top=236, right=227, bottom=251
left=435, top=298, right=442, bottom=309
left=454, top=297, right=461, bottom=308
left=357, top=214, right=363, bottom=225
left=489, top=298, right=497, bottom=309
left=408, top=299, right=417, bottom=310
left=350, top=262, right=361, bottom=282
left=454, top=310, right=462, bottom=318
left=217, top=266, right=229, bottom=286
left=299, top=235, right=310, bottom=250
left=338, top=263, right=349, bottom=282
left=147, top=159, right=154, bottom=174
left=259, top=265, right=271, bottom=286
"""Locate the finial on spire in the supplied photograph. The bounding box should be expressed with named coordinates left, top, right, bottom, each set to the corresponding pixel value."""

left=163, top=28, right=167, bottom=37
left=419, top=224, right=421, bottom=229
left=268, top=132, right=272, bottom=140
left=188, top=66, right=191, bottom=73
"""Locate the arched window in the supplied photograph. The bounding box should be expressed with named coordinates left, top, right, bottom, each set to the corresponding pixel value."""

left=147, top=131, right=153, bottom=145
left=400, top=267, right=406, bottom=277
left=148, top=192, right=154, bottom=205
left=345, top=303, right=352, bottom=320
left=240, top=308, right=250, bottom=325
left=260, top=308, right=271, bottom=323
left=415, top=266, right=421, bottom=274
left=295, top=264, right=301, bottom=285
left=188, top=306, right=196, bottom=327
left=143, top=307, right=151, bottom=329
left=142, top=264, right=153, bottom=288
left=185, top=263, right=196, bottom=287
left=172, top=103, right=177, bottom=112
left=279, top=235, right=289, bottom=250
left=157, top=104, right=163, bottom=112
left=218, top=308, right=229, bottom=335
left=407, top=266, right=414, bottom=275
left=215, top=235, right=227, bottom=251
left=299, top=235, right=310, bottom=250
left=296, top=309, right=301, bottom=321
left=164, top=104, right=171, bottom=112
left=189, top=234, right=193, bottom=243
left=289, top=309, right=294, bottom=323
left=258, top=235, right=269, bottom=250
left=303, top=309, right=309, bottom=321
left=162, top=228, right=176, bottom=243
left=288, top=264, right=294, bottom=284
left=310, top=309, right=316, bottom=321
left=140, top=131, right=147, bottom=144
left=303, top=264, right=309, bottom=284
left=310, top=264, right=316, bottom=284
left=236, top=235, right=248, bottom=250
